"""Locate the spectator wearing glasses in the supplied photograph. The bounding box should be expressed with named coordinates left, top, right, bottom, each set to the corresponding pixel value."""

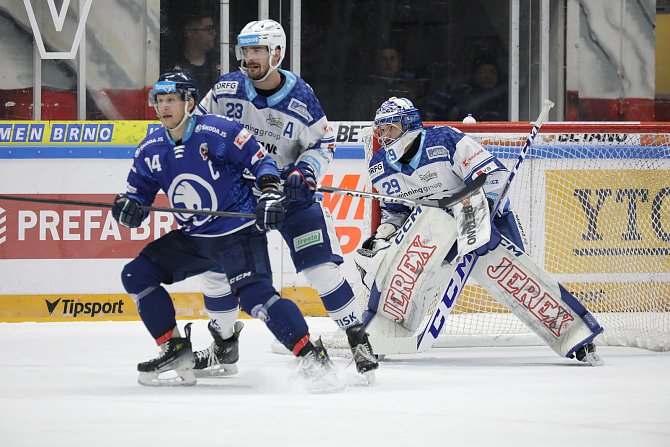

left=164, top=10, right=220, bottom=99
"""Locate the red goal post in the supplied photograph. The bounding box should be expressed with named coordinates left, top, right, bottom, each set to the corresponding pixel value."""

left=359, top=121, right=670, bottom=351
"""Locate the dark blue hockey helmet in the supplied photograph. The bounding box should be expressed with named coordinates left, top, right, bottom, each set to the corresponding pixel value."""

left=149, top=70, right=199, bottom=106
left=373, top=97, right=423, bottom=162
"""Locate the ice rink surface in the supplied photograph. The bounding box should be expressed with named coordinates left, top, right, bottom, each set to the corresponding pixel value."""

left=1, top=317, right=669, bottom=447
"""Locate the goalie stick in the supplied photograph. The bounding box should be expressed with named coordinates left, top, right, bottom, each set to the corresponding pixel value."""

left=318, top=172, right=487, bottom=210
left=415, top=99, right=556, bottom=352
left=0, top=194, right=256, bottom=219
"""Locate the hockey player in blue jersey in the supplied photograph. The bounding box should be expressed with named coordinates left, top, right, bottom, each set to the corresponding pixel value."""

left=113, top=71, right=339, bottom=387
left=196, top=19, right=378, bottom=382
left=360, top=97, right=602, bottom=365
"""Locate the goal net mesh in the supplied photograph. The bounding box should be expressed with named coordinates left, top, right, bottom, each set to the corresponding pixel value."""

left=344, top=122, right=670, bottom=352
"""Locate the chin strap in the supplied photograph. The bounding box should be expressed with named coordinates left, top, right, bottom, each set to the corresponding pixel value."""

left=155, top=101, right=194, bottom=132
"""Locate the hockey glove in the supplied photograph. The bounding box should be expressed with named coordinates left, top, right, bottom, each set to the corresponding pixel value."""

left=255, top=189, right=286, bottom=231
left=112, top=194, right=143, bottom=228
left=361, top=222, right=398, bottom=251
left=474, top=219, right=502, bottom=257
left=282, top=162, right=317, bottom=201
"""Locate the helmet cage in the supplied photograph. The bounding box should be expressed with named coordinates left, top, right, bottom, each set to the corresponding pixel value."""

left=373, top=97, right=423, bottom=159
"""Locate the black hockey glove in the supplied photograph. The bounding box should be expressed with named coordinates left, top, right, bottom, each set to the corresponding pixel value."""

left=282, top=162, right=317, bottom=201
left=255, top=189, right=286, bottom=231
left=112, top=194, right=143, bottom=228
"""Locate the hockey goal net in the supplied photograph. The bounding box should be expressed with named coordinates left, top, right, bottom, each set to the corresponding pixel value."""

left=327, top=122, right=670, bottom=353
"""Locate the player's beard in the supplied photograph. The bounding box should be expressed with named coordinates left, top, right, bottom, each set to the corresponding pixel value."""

left=247, top=65, right=269, bottom=81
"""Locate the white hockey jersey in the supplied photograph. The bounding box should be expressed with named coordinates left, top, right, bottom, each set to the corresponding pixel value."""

left=197, top=69, right=336, bottom=180
left=368, top=125, right=509, bottom=227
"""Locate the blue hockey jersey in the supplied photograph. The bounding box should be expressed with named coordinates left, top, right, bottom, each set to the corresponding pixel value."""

left=123, top=114, right=278, bottom=236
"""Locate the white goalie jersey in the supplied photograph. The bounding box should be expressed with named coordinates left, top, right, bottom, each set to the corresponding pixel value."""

left=368, top=125, right=509, bottom=227
left=197, top=69, right=336, bottom=179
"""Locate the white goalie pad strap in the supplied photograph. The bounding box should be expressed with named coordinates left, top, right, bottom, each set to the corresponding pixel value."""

left=356, top=205, right=458, bottom=332
left=470, top=237, right=603, bottom=358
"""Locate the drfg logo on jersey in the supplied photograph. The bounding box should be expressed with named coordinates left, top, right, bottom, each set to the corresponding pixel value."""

left=45, top=297, right=125, bottom=318
left=23, top=0, right=93, bottom=60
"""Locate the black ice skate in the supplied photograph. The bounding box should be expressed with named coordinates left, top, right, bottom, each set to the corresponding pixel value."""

left=346, top=323, right=379, bottom=384
left=137, top=323, right=196, bottom=387
left=575, top=342, right=604, bottom=366
left=296, top=338, right=344, bottom=393
left=193, top=321, right=243, bottom=377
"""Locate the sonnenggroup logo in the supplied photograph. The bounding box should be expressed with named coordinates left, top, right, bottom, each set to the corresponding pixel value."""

left=45, top=297, right=125, bottom=318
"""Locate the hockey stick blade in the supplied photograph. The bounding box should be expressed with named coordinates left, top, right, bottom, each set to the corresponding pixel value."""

left=318, top=173, right=486, bottom=210
left=0, top=194, right=256, bottom=219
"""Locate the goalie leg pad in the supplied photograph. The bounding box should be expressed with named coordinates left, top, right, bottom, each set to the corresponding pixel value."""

left=471, top=236, right=603, bottom=358
left=356, top=206, right=459, bottom=332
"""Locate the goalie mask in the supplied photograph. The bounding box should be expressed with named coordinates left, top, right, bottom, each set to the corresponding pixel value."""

left=149, top=71, right=198, bottom=130
left=373, top=97, right=423, bottom=163
left=236, top=20, right=286, bottom=82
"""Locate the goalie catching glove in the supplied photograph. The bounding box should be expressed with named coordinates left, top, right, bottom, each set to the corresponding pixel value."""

left=112, top=194, right=143, bottom=228
left=255, top=188, right=286, bottom=231
left=282, top=162, right=317, bottom=201
left=361, top=222, right=398, bottom=252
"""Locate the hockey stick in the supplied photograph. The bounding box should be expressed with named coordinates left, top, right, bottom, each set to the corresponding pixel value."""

left=318, top=173, right=487, bottom=210
left=415, top=99, right=555, bottom=352
left=0, top=194, right=256, bottom=219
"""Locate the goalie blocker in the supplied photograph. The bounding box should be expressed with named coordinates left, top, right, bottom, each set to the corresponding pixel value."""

left=355, top=194, right=603, bottom=361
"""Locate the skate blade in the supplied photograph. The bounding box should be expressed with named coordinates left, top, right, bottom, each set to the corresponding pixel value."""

left=138, top=367, right=197, bottom=387
left=346, top=369, right=376, bottom=387
left=304, top=375, right=346, bottom=394
left=194, top=363, right=239, bottom=378
left=581, top=352, right=604, bottom=366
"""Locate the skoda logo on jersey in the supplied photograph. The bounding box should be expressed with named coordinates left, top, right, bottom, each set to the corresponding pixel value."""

left=167, top=174, right=218, bottom=226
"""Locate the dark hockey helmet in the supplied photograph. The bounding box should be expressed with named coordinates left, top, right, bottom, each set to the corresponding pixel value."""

left=148, top=70, right=199, bottom=106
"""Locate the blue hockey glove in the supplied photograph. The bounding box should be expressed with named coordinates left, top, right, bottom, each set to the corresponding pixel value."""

left=112, top=194, right=143, bottom=228
left=282, top=162, right=317, bottom=201
left=255, top=189, right=286, bottom=231
left=474, top=220, right=502, bottom=257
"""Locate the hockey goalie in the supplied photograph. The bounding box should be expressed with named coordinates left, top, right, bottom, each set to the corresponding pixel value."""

left=355, top=97, right=604, bottom=365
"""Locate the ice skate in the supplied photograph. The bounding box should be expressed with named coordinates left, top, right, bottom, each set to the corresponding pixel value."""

left=296, top=338, right=344, bottom=393
left=137, top=323, right=196, bottom=387
left=575, top=343, right=604, bottom=366
left=194, top=321, right=243, bottom=377
left=346, top=323, right=378, bottom=385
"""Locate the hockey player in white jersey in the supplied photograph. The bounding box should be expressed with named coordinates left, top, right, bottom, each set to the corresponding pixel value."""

left=195, top=20, right=378, bottom=381
left=359, top=97, right=603, bottom=365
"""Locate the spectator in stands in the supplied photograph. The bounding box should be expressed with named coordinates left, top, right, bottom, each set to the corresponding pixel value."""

left=450, top=54, right=508, bottom=121
left=355, top=45, right=421, bottom=120
left=164, top=10, right=220, bottom=99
